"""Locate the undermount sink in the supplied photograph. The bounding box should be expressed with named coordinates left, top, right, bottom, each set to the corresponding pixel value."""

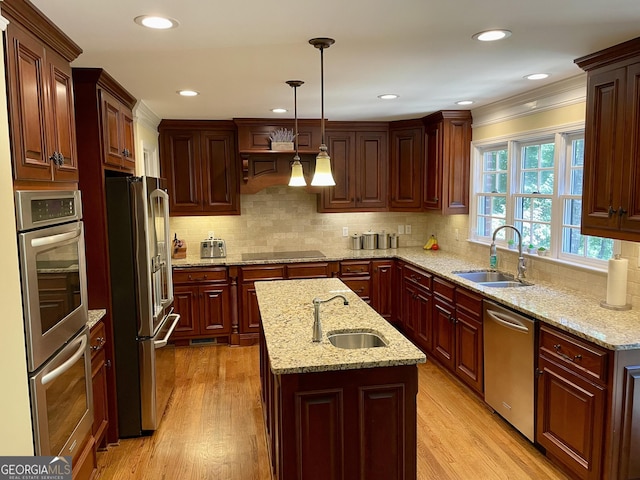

left=454, top=270, right=532, bottom=288
left=327, top=331, right=387, bottom=349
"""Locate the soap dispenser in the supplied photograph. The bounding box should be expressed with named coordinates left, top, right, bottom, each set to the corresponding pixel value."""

left=489, top=242, right=497, bottom=269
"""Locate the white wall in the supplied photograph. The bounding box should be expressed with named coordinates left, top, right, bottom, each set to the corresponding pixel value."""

left=133, top=100, right=161, bottom=177
left=0, top=14, right=36, bottom=455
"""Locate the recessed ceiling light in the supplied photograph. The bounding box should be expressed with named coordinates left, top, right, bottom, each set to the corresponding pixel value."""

left=524, top=73, right=550, bottom=80
left=271, top=108, right=287, bottom=113
left=177, top=90, right=198, bottom=97
left=456, top=100, right=474, bottom=106
left=134, top=15, right=179, bottom=30
left=378, top=94, right=399, bottom=100
left=472, top=29, right=512, bottom=42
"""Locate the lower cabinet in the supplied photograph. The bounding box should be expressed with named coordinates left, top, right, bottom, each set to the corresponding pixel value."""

left=239, top=265, right=287, bottom=337
left=89, top=321, right=108, bottom=451
left=338, top=260, right=372, bottom=303
left=536, top=324, right=609, bottom=480
left=371, top=260, right=394, bottom=321
left=432, top=277, right=457, bottom=371
left=172, top=268, right=232, bottom=340
left=402, top=264, right=432, bottom=350
left=453, top=287, right=483, bottom=394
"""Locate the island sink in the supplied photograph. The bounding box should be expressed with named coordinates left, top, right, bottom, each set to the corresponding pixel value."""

left=327, top=331, right=387, bottom=349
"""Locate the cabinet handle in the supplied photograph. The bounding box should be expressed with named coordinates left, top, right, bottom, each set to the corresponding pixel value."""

left=553, top=344, right=582, bottom=362
left=618, top=207, right=628, bottom=217
left=608, top=206, right=616, bottom=218
left=536, top=369, right=544, bottom=376
left=346, top=267, right=351, bottom=272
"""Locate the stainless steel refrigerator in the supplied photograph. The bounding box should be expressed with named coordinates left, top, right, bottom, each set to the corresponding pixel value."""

left=105, top=176, right=180, bottom=437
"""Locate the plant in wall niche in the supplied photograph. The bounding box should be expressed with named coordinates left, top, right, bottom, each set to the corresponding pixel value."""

left=269, top=128, right=295, bottom=151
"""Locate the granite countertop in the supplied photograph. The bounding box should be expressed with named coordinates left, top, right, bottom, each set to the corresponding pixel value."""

left=255, top=278, right=426, bottom=375
left=87, top=309, right=107, bottom=329
left=173, top=246, right=640, bottom=351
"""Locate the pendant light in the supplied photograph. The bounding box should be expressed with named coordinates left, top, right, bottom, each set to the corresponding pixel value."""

left=309, top=37, right=336, bottom=186
left=286, top=80, right=306, bottom=187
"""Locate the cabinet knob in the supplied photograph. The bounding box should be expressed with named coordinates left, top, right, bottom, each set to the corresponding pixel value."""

left=608, top=206, right=616, bottom=218
left=49, top=152, right=64, bottom=166
left=618, top=206, right=628, bottom=217
left=536, top=369, right=544, bottom=376
left=346, top=267, right=351, bottom=272
left=122, top=148, right=130, bottom=157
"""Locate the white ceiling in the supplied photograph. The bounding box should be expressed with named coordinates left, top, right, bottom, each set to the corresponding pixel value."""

left=27, top=0, right=640, bottom=122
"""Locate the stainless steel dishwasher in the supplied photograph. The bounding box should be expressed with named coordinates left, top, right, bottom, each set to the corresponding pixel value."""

left=483, top=300, right=536, bottom=442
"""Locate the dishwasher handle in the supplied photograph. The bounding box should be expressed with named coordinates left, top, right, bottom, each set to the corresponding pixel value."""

left=486, top=309, right=530, bottom=333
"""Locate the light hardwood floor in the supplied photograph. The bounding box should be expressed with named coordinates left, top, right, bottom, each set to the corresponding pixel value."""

left=96, top=345, right=569, bottom=479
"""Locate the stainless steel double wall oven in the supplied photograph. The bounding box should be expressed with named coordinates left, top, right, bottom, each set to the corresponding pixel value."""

left=15, top=190, right=92, bottom=458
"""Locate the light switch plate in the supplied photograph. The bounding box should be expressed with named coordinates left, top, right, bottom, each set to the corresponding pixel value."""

left=398, top=225, right=405, bottom=235
left=405, top=224, right=412, bottom=234
left=342, top=227, right=349, bottom=237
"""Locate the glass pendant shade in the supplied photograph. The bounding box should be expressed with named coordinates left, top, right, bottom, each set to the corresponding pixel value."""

left=288, top=157, right=306, bottom=186
left=311, top=149, right=336, bottom=186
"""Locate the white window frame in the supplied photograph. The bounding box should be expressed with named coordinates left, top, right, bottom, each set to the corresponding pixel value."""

left=470, top=122, right=617, bottom=270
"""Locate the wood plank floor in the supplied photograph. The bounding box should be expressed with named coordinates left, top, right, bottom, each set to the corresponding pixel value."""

left=96, top=345, right=569, bottom=480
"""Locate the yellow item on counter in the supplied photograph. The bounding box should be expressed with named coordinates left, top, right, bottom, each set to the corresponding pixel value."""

left=423, top=234, right=438, bottom=250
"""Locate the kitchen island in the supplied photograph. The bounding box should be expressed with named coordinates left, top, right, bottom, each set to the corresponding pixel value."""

left=255, top=278, right=426, bottom=480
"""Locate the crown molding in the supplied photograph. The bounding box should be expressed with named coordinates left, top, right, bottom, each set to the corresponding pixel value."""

left=133, top=100, right=161, bottom=133
left=471, top=74, right=587, bottom=128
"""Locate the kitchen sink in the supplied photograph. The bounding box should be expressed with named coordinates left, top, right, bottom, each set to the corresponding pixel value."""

left=327, top=331, right=387, bottom=349
left=454, top=270, right=532, bottom=288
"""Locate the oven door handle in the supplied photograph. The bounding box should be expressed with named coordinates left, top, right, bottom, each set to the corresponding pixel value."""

left=154, top=313, right=180, bottom=349
left=41, top=334, right=87, bottom=386
left=31, top=228, right=81, bottom=248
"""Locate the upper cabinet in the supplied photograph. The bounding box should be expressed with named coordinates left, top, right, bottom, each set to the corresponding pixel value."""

left=319, top=124, right=388, bottom=212
left=389, top=119, right=424, bottom=211
left=72, top=68, right=137, bottom=174
left=576, top=36, right=640, bottom=241
left=3, top=0, right=83, bottom=187
left=423, top=110, right=472, bottom=215
left=159, top=120, right=240, bottom=216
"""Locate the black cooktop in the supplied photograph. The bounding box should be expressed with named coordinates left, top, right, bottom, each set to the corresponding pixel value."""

left=241, top=250, right=326, bottom=261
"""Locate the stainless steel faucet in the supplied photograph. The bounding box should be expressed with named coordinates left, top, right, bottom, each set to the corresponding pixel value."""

left=490, top=225, right=527, bottom=280
left=312, top=295, right=349, bottom=342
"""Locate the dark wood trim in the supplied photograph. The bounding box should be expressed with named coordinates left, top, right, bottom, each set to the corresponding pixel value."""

left=575, top=36, right=640, bottom=71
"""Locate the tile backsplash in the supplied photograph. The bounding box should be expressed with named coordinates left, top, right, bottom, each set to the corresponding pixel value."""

left=169, top=186, right=640, bottom=308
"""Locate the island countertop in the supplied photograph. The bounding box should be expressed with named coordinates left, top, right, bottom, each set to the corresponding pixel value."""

left=255, top=278, right=426, bottom=375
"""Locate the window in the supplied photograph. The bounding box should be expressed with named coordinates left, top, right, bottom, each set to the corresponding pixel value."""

left=471, top=127, right=614, bottom=267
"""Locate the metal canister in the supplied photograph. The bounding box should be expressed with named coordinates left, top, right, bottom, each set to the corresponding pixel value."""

left=349, top=234, right=362, bottom=250
left=377, top=231, right=389, bottom=249
left=362, top=231, right=377, bottom=250
left=389, top=233, right=398, bottom=249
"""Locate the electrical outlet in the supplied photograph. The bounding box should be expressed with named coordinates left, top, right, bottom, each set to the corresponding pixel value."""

left=342, top=227, right=349, bottom=237
left=405, top=224, right=412, bottom=234
left=208, top=231, right=215, bottom=239
left=398, top=225, right=405, bottom=235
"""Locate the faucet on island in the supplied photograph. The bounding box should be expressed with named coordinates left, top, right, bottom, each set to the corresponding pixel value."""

left=490, top=224, right=527, bottom=281
left=312, top=295, right=349, bottom=342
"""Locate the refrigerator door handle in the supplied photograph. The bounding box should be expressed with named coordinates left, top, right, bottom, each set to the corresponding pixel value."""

left=154, top=314, right=180, bottom=349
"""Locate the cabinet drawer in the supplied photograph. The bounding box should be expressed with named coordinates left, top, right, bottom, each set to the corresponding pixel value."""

left=241, top=265, right=286, bottom=282
left=403, top=264, right=432, bottom=291
left=173, top=267, right=228, bottom=284
left=539, top=324, right=610, bottom=383
left=456, top=287, right=482, bottom=317
left=342, top=278, right=371, bottom=298
left=433, top=276, right=455, bottom=303
left=340, top=261, right=371, bottom=276
left=287, top=262, right=332, bottom=279
left=90, top=321, right=106, bottom=357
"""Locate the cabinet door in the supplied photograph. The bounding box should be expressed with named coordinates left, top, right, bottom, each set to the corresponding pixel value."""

left=582, top=67, right=627, bottom=236
left=240, top=283, right=261, bottom=334
left=91, top=347, right=108, bottom=449
left=389, top=127, right=423, bottom=210
left=201, top=131, right=240, bottom=214
left=172, top=285, right=200, bottom=337
left=320, top=131, right=356, bottom=210
left=432, top=297, right=456, bottom=371
left=442, top=117, right=472, bottom=214
left=372, top=261, right=393, bottom=320
left=454, top=309, right=483, bottom=394
left=536, top=357, right=606, bottom=480
left=414, top=286, right=432, bottom=353
left=355, top=132, right=387, bottom=209
left=161, top=130, right=204, bottom=213
left=121, top=107, right=136, bottom=172
left=5, top=23, right=51, bottom=181
left=423, top=122, right=442, bottom=211
left=47, top=49, right=79, bottom=182
left=101, top=90, right=125, bottom=169
left=200, top=285, right=231, bottom=335
left=401, top=282, right=416, bottom=338
left=620, top=62, right=640, bottom=236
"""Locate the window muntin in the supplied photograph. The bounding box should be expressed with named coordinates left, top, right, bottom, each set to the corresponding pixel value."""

left=476, top=147, right=507, bottom=238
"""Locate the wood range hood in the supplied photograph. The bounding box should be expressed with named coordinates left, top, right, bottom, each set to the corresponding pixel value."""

left=235, top=118, right=323, bottom=194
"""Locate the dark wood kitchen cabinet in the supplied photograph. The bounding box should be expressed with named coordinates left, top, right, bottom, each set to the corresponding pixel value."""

left=371, top=260, right=394, bottom=321
left=389, top=120, right=424, bottom=211
left=536, top=324, right=610, bottom=480
left=90, top=320, right=109, bottom=451
left=239, top=265, right=286, bottom=338
left=73, top=68, right=138, bottom=174
left=319, top=126, right=388, bottom=212
left=3, top=0, right=82, bottom=187
left=422, top=110, right=472, bottom=215
left=432, top=276, right=457, bottom=371
left=338, top=260, right=372, bottom=303
left=159, top=120, right=240, bottom=215
left=575, top=37, right=640, bottom=240
left=402, top=264, right=432, bottom=352
left=172, top=268, right=232, bottom=341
